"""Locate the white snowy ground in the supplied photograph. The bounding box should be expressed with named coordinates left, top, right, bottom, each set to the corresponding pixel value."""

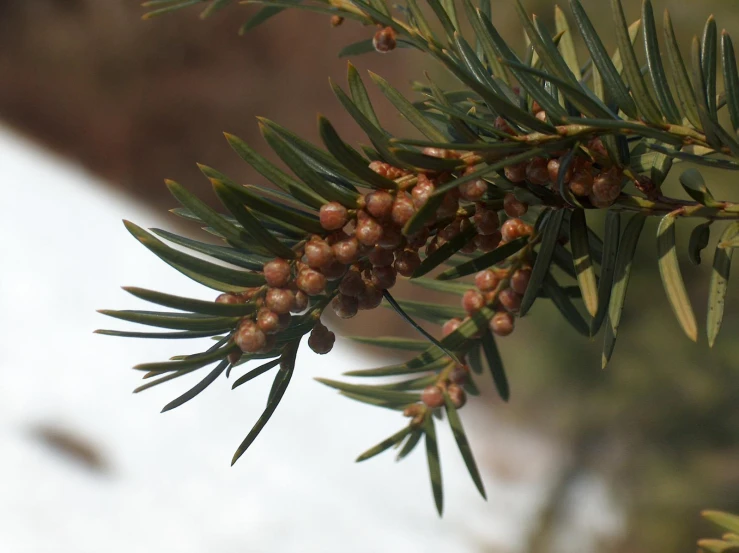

left=0, top=127, right=621, bottom=552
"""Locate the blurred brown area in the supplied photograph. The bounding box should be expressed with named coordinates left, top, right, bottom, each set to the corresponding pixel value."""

left=0, top=0, right=422, bottom=209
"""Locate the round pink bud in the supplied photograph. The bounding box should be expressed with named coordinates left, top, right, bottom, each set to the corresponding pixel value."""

left=319, top=202, right=348, bottom=231
left=263, top=258, right=291, bottom=288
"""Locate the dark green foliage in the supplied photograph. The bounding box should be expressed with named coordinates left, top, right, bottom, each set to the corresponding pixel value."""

left=102, top=0, right=739, bottom=517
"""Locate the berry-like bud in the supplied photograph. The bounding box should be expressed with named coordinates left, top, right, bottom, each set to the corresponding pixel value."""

left=296, top=268, right=327, bottom=296
left=332, top=293, right=359, bottom=319
left=462, top=289, right=486, bottom=314
left=216, top=293, right=244, bottom=305
left=263, top=258, right=291, bottom=288
left=256, top=308, right=281, bottom=335
left=369, top=161, right=407, bottom=180
left=447, top=384, right=467, bottom=409
left=510, top=268, right=532, bottom=295
left=475, top=232, right=502, bottom=252
left=569, top=171, right=594, bottom=197
left=439, top=218, right=462, bottom=241
left=590, top=167, right=623, bottom=207
left=369, top=246, right=394, bottom=267
left=394, top=250, right=421, bottom=277
left=547, top=158, right=573, bottom=185
left=459, top=175, right=488, bottom=201
left=525, top=157, right=549, bottom=185
left=535, top=110, right=548, bottom=122
left=421, top=385, right=445, bottom=408
left=265, top=287, right=296, bottom=314
left=473, top=204, right=500, bottom=236
left=371, top=265, right=397, bottom=290
left=475, top=269, right=500, bottom=292
left=406, top=228, right=430, bottom=251
left=308, top=322, right=335, bottom=355
left=365, top=190, right=394, bottom=220
left=587, top=137, right=609, bottom=161
left=500, top=218, right=525, bottom=242
left=332, top=236, right=360, bottom=265
left=319, top=202, right=348, bottom=231
left=355, top=215, right=384, bottom=246
left=373, top=26, right=397, bottom=53
left=433, top=191, right=457, bottom=221
left=490, top=311, right=514, bottom=336
left=377, top=226, right=405, bottom=250
left=442, top=317, right=463, bottom=338
left=503, top=193, right=528, bottom=217
left=412, top=174, right=435, bottom=209
left=504, top=162, right=527, bottom=183
left=321, top=261, right=348, bottom=281
left=339, top=269, right=366, bottom=297
left=304, top=239, right=334, bottom=269
left=391, top=193, right=415, bottom=227
left=449, top=365, right=468, bottom=385
left=330, top=15, right=344, bottom=27
left=235, top=321, right=267, bottom=353
left=357, top=282, right=384, bottom=310
left=498, top=288, right=522, bottom=312
left=291, top=290, right=309, bottom=313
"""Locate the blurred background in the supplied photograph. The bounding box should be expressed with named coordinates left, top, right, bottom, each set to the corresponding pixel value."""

left=1, top=1, right=738, bottom=552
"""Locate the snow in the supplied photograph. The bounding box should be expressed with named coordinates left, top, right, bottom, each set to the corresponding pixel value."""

left=0, top=126, right=621, bottom=552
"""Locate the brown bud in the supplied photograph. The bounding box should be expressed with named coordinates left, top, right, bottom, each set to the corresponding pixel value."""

left=449, top=366, right=468, bottom=385
left=308, top=323, right=335, bottom=355
left=319, top=202, right=349, bottom=231
left=504, top=162, right=527, bottom=183
left=377, top=226, right=405, bottom=250
left=321, top=261, right=348, bottom=281
left=494, top=116, right=515, bottom=134
left=330, top=15, right=344, bottom=27
left=265, top=287, right=296, bottom=315
left=332, top=293, right=359, bottom=319
left=525, top=157, right=550, bottom=185
left=394, top=250, right=421, bottom=277
left=475, top=231, right=502, bottom=252
left=503, top=193, right=528, bottom=217
left=421, top=385, right=445, bottom=408
left=475, top=269, right=500, bottom=292
left=296, top=269, right=327, bottom=296
left=442, top=317, right=463, bottom=338
left=368, top=246, right=394, bottom=267
left=510, top=268, right=531, bottom=295
left=371, top=265, right=397, bottom=290
left=391, top=193, right=415, bottom=227
left=436, top=191, right=459, bottom=219
left=439, top=218, right=462, bottom=241
left=357, top=282, right=384, bottom=310
left=291, top=290, right=309, bottom=313
left=590, top=167, right=623, bottom=207
left=368, top=161, right=408, bottom=180
left=365, top=190, right=394, bottom=220
left=459, top=174, right=488, bottom=202
left=462, top=289, right=486, bottom=314
left=373, top=26, right=397, bottom=54
left=412, top=174, right=435, bottom=209
left=228, top=350, right=242, bottom=366
left=304, top=239, right=335, bottom=269
left=235, top=321, right=267, bottom=353
left=473, top=204, right=500, bottom=236
left=332, top=237, right=360, bottom=265
left=406, top=228, right=430, bottom=251
left=447, top=384, right=467, bottom=409
left=216, top=293, right=244, bottom=305
left=547, top=158, right=573, bottom=185
left=263, top=258, right=291, bottom=288
left=257, top=308, right=281, bottom=335
left=355, top=215, right=384, bottom=246
left=490, top=311, right=514, bottom=337
left=498, top=288, right=522, bottom=312
left=500, top=218, right=525, bottom=242
left=569, top=171, right=594, bottom=197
